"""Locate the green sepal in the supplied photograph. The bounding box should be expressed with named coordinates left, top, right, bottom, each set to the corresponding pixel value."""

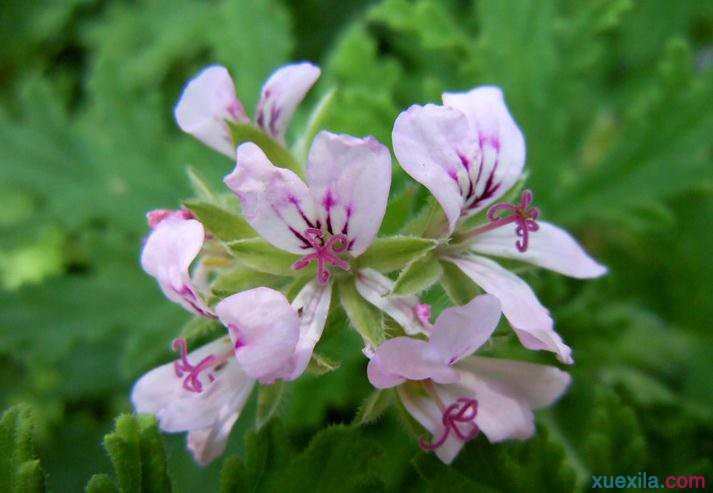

left=355, top=236, right=438, bottom=273
left=305, top=352, right=341, bottom=376
left=186, top=166, right=219, bottom=203
left=183, top=199, right=255, bottom=243
left=439, top=260, right=481, bottom=305
left=337, top=278, right=385, bottom=347
left=228, top=122, right=302, bottom=176
left=353, top=389, right=394, bottom=426
left=293, top=88, right=337, bottom=162
left=255, top=382, right=286, bottom=431
left=392, top=251, right=443, bottom=295
left=178, top=317, right=224, bottom=348
left=227, top=238, right=306, bottom=276
left=211, top=266, right=287, bottom=299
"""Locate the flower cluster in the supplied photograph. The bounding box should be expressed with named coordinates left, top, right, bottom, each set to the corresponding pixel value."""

left=132, top=61, right=606, bottom=466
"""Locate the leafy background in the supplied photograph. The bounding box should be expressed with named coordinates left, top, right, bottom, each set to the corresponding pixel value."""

left=0, top=0, right=712, bottom=491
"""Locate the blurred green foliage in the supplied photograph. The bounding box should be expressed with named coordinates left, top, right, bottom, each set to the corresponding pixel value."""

left=0, top=0, right=711, bottom=491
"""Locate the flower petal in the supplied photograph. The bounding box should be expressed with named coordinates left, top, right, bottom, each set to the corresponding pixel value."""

left=442, top=86, right=526, bottom=214
left=225, top=143, right=318, bottom=254
left=443, top=356, right=571, bottom=443
left=444, top=254, right=573, bottom=364
left=457, top=356, right=571, bottom=409
left=392, top=104, right=475, bottom=233
left=186, top=411, right=239, bottom=466
left=355, top=268, right=431, bottom=335
left=256, top=62, right=320, bottom=143
left=444, top=369, right=535, bottom=443
left=429, top=294, right=502, bottom=365
left=307, top=131, right=392, bottom=255
left=367, top=337, right=458, bottom=389
left=140, top=215, right=213, bottom=317
left=469, top=220, right=607, bottom=279
left=131, top=337, right=255, bottom=433
left=215, top=287, right=300, bottom=383
left=397, top=383, right=465, bottom=464
left=174, top=65, right=248, bottom=158
left=285, top=279, right=333, bottom=380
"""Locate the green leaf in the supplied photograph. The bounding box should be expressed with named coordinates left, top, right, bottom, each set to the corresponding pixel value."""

left=353, top=390, right=393, bottom=426
left=583, top=388, right=647, bottom=474
left=100, top=414, right=171, bottom=493
left=0, top=405, right=45, bottom=493
left=227, top=238, right=303, bottom=276
left=293, top=88, right=337, bottom=162
left=355, top=236, right=437, bottom=273
left=218, top=455, right=248, bottom=493
left=439, top=261, right=480, bottom=305
left=183, top=199, right=255, bottom=243
left=255, top=382, right=286, bottom=431
left=369, top=0, right=471, bottom=51
left=338, top=279, right=385, bottom=347
left=16, top=460, right=45, bottom=493
left=392, top=252, right=442, bottom=295
left=261, top=425, right=385, bottom=492
left=136, top=415, right=171, bottom=493
left=103, top=415, right=141, bottom=493
left=413, top=454, right=495, bottom=493
left=228, top=122, right=302, bottom=176
left=85, top=474, right=119, bottom=493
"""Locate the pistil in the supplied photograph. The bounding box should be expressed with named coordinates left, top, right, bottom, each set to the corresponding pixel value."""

left=292, top=228, right=350, bottom=284
left=460, top=189, right=540, bottom=252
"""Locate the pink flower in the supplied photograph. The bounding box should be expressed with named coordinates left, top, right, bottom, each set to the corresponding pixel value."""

left=132, top=282, right=331, bottom=465
left=392, top=87, right=607, bottom=363
left=367, top=294, right=571, bottom=464
left=141, top=210, right=214, bottom=318
left=225, top=130, right=392, bottom=286
left=175, top=63, right=320, bottom=157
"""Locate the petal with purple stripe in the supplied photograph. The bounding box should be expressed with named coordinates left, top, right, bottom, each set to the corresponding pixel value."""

left=256, top=62, right=321, bottom=143
left=442, top=86, right=525, bottom=215
left=225, top=143, right=319, bottom=254
left=174, top=65, right=248, bottom=158
left=392, top=104, right=476, bottom=234
left=307, top=131, right=392, bottom=256
left=140, top=214, right=213, bottom=317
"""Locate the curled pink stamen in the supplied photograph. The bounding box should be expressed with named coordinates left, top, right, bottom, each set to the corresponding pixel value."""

left=172, top=338, right=217, bottom=393
left=419, top=397, right=479, bottom=451
left=292, top=228, right=350, bottom=284
left=477, top=189, right=540, bottom=253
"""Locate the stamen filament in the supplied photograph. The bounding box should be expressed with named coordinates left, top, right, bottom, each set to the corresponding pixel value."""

left=172, top=338, right=232, bottom=393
